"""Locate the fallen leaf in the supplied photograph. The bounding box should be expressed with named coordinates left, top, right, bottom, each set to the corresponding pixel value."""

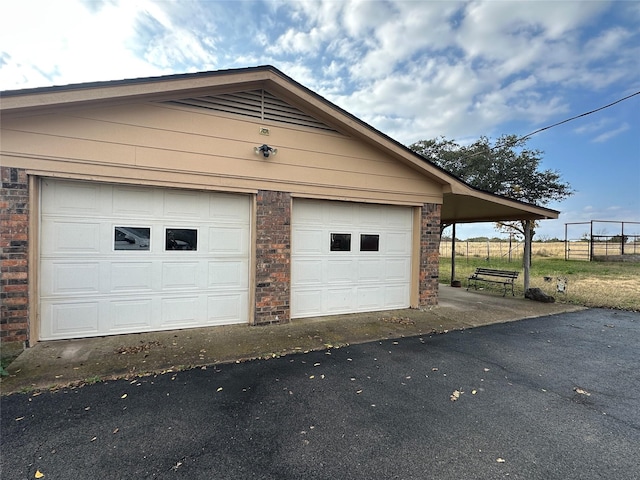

left=574, top=387, right=591, bottom=396
left=450, top=390, right=462, bottom=402
left=35, top=470, right=45, bottom=478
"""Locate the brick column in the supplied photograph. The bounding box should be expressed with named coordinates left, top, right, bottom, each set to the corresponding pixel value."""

left=419, top=203, right=441, bottom=306
left=1, top=167, right=29, bottom=344
left=254, top=190, right=291, bottom=325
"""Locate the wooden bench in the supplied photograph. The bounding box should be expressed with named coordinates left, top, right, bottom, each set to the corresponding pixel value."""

left=467, top=268, right=519, bottom=296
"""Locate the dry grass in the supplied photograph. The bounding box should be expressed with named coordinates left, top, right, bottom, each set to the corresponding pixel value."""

left=440, top=240, right=640, bottom=262
left=439, top=256, right=640, bottom=311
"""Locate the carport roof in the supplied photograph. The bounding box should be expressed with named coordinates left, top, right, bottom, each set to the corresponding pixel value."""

left=1, top=65, right=559, bottom=224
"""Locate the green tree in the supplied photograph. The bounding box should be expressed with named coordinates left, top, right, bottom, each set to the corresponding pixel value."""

left=410, top=134, right=573, bottom=241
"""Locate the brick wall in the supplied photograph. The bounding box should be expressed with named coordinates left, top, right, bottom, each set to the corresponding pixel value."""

left=419, top=203, right=441, bottom=306
left=254, top=190, right=291, bottom=325
left=1, top=167, right=29, bottom=344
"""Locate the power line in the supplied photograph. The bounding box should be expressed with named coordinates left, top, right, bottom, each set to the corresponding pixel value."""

left=516, top=89, right=640, bottom=143
left=452, top=89, right=640, bottom=158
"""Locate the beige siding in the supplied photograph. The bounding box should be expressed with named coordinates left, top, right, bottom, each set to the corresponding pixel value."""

left=1, top=102, right=443, bottom=205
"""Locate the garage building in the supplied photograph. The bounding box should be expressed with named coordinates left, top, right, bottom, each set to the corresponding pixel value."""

left=0, top=66, right=558, bottom=345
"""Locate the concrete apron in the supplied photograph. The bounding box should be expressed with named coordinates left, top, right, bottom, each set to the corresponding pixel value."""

left=0, top=285, right=584, bottom=395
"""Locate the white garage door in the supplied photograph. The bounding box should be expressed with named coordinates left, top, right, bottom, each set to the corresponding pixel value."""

left=291, top=199, right=412, bottom=318
left=40, top=179, right=250, bottom=340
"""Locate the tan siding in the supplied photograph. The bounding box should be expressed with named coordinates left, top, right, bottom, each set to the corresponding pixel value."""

left=1, top=102, right=443, bottom=205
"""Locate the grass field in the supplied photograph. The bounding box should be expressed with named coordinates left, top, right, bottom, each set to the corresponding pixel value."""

left=439, top=256, right=640, bottom=311
left=440, top=240, right=640, bottom=261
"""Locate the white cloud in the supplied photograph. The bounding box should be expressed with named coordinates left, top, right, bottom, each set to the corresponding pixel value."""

left=0, top=0, right=166, bottom=88
left=592, top=123, right=630, bottom=143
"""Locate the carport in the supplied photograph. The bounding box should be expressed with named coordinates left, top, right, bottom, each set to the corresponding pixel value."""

left=440, top=185, right=559, bottom=290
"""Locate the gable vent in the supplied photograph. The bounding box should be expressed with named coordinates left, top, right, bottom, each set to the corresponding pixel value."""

left=163, top=90, right=338, bottom=133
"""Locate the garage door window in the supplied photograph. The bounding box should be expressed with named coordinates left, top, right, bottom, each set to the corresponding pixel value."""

left=330, top=233, right=351, bottom=251
left=360, top=234, right=379, bottom=252
left=114, top=226, right=150, bottom=251
left=166, top=228, right=198, bottom=251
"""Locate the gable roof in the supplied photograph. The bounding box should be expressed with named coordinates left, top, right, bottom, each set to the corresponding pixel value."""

left=0, top=65, right=558, bottom=224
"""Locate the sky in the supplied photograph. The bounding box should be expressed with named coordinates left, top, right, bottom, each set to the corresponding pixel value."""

left=1, top=0, right=639, bottom=240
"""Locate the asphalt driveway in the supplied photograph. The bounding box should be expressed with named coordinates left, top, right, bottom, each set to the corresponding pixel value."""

left=2, top=308, right=639, bottom=479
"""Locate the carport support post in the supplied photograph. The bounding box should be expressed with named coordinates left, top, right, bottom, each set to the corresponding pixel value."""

left=523, top=220, right=531, bottom=292
left=450, top=223, right=457, bottom=285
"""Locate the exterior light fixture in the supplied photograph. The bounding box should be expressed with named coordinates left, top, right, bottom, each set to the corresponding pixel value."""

left=254, top=144, right=277, bottom=158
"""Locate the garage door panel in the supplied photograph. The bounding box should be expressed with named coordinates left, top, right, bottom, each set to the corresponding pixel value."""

left=385, top=258, right=411, bottom=281
left=42, top=262, right=101, bottom=295
left=161, top=262, right=200, bottom=289
left=110, top=262, right=154, bottom=292
left=112, top=187, right=157, bottom=216
left=383, top=208, right=413, bottom=227
left=42, top=179, right=101, bottom=215
left=292, top=229, right=324, bottom=254
left=385, top=232, right=411, bottom=254
left=385, top=285, right=409, bottom=307
left=209, top=195, right=250, bottom=222
left=292, top=259, right=323, bottom=284
left=357, top=286, right=383, bottom=309
left=292, top=204, right=323, bottom=225
left=357, top=205, right=383, bottom=225
left=46, top=302, right=100, bottom=338
left=208, top=226, right=248, bottom=254
left=164, top=191, right=204, bottom=218
left=111, top=299, right=153, bottom=330
left=42, top=221, right=101, bottom=254
left=207, top=293, right=246, bottom=325
left=160, top=296, right=200, bottom=327
left=327, top=287, right=357, bottom=312
left=40, top=179, right=250, bottom=340
left=291, top=289, right=323, bottom=316
left=327, top=203, right=355, bottom=226
left=207, top=260, right=248, bottom=288
left=357, top=259, right=384, bottom=282
left=326, top=259, right=356, bottom=283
